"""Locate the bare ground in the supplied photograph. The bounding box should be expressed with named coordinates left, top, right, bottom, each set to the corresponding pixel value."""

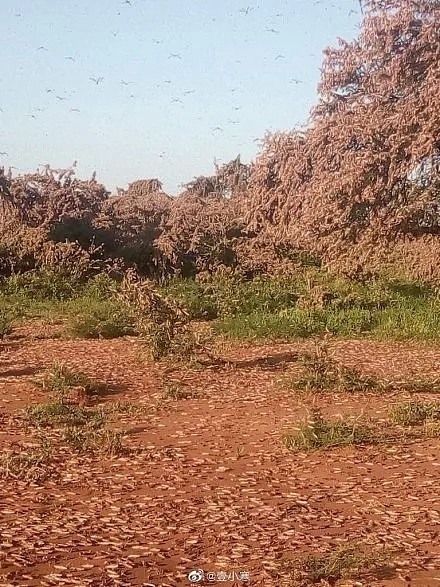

left=1, top=332, right=440, bottom=586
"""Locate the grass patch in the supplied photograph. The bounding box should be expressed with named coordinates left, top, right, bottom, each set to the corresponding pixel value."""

left=63, top=426, right=126, bottom=455
left=287, top=344, right=379, bottom=392
left=3, top=270, right=440, bottom=344
left=36, top=362, right=104, bottom=399
left=214, top=307, right=377, bottom=340
left=161, top=382, right=198, bottom=400
left=284, top=408, right=373, bottom=451
left=24, top=401, right=106, bottom=428
left=0, top=437, right=53, bottom=482
left=0, top=269, right=81, bottom=301
left=289, top=542, right=395, bottom=586
left=389, top=401, right=440, bottom=426
left=66, top=300, right=136, bottom=339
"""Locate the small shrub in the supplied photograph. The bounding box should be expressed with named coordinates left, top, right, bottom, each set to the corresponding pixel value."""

left=120, top=270, right=217, bottom=364
left=284, top=408, right=373, bottom=451
left=81, top=273, right=119, bottom=300
left=161, top=279, right=218, bottom=319
left=289, top=344, right=379, bottom=392
left=1, top=269, right=80, bottom=301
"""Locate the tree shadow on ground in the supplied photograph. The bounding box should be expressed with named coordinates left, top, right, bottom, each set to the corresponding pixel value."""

left=198, top=351, right=299, bottom=372
left=0, top=366, right=40, bottom=378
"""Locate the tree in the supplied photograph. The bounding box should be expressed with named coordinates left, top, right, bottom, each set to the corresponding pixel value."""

left=248, top=0, right=440, bottom=276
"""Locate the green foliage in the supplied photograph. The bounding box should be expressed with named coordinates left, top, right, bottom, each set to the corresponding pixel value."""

left=80, top=272, right=119, bottom=300
left=0, top=269, right=81, bottom=301
left=160, top=279, right=218, bottom=319
left=36, top=362, right=103, bottom=399
left=24, top=401, right=106, bottom=428
left=66, top=299, right=135, bottom=339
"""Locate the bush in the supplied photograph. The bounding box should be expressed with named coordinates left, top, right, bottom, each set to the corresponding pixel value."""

left=80, top=273, right=119, bottom=300
left=1, top=269, right=80, bottom=301
left=161, top=279, right=218, bottom=319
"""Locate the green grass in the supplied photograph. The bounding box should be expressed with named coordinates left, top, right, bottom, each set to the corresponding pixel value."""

left=2, top=269, right=440, bottom=344
left=214, top=307, right=378, bottom=340
left=63, top=426, right=126, bottom=455
left=214, top=301, right=440, bottom=342
left=284, top=409, right=373, bottom=451
left=66, top=299, right=136, bottom=339
left=24, top=401, right=106, bottom=428
left=36, top=362, right=104, bottom=399
left=285, top=345, right=380, bottom=392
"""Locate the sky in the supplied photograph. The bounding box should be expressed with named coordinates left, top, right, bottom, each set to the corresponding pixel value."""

left=1, top=0, right=362, bottom=195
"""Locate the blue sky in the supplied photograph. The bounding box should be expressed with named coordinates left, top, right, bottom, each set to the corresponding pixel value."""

left=1, top=0, right=362, bottom=194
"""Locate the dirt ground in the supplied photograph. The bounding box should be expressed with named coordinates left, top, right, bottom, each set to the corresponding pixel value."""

left=1, top=329, right=440, bottom=586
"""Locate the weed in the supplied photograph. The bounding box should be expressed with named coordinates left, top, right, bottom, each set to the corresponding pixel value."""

left=24, top=401, right=105, bottom=428
left=63, top=425, right=126, bottom=455
left=36, top=362, right=104, bottom=400
left=288, top=344, right=379, bottom=392
left=389, top=401, right=440, bottom=426
left=284, top=408, right=373, bottom=451
left=67, top=301, right=135, bottom=339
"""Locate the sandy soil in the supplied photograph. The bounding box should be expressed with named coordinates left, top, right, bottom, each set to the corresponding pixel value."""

left=1, top=332, right=440, bottom=586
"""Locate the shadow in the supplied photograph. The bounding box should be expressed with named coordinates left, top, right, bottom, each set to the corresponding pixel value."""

left=373, top=564, right=397, bottom=580
left=228, top=351, right=299, bottom=372
left=87, top=382, right=130, bottom=404
left=124, top=425, right=149, bottom=436
left=0, top=341, right=25, bottom=351
left=174, top=350, right=300, bottom=373
left=0, top=366, right=40, bottom=378
left=387, top=282, right=432, bottom=298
